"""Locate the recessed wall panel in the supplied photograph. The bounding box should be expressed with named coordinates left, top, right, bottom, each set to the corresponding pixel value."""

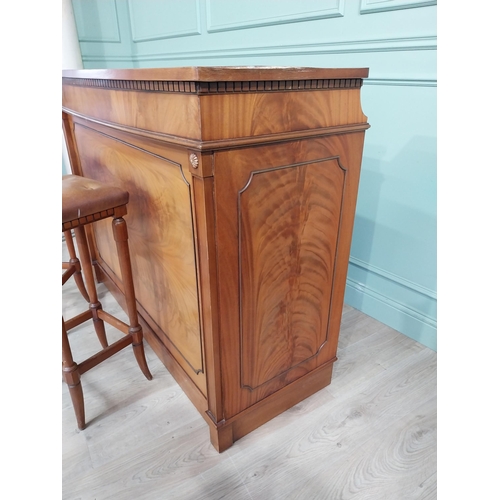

left=128, top=0, right=201, bottom=41
left=360, top=0, right=436, bottom=14
left=207, top=0, right=344, bottom=32
left=72, top=0, right=120, bottom=42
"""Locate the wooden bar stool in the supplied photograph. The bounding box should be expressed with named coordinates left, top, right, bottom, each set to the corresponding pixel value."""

left=62, top=174, right=152, bottom=430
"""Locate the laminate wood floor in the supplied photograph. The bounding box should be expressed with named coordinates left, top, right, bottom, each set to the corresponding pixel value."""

left=62, top=238, right=437, bottom=500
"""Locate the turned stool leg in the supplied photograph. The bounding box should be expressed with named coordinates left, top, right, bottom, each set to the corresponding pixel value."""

left=64, top=230, right=90, bottom=302
left=112, top=216, right=152, bottom=381
left=62, top=317, right=85, bottom=430
left=73, top=225, right=108, bottom=348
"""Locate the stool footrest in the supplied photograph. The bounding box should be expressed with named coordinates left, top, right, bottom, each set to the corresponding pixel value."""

left=62, top=266, right=76, bottom=286
left=65, top=310, right=93, bottom=331
left=79, top=335, right=134, bottom=375
left=98, top=309, right=130, bottom=336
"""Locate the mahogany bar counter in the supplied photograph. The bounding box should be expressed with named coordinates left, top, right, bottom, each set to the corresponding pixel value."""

left=62, top=66, right=370, bottom=452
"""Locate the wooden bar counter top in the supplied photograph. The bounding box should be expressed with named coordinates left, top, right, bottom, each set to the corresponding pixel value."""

left=62, top=66, right=370, bottom=452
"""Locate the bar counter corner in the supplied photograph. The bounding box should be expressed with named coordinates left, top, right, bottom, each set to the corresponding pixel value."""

left=62, top=66, right=370, bottom=452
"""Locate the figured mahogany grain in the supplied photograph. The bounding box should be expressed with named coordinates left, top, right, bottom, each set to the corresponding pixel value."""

left=72, top=124, right=206, bottom=395
left=214, top=133, right=365, bottom=419
left=200, top=89, right=366, bottom=141
left=239, top=159, right=344, bottom=390
left=62, top=86, right=202, bottom=140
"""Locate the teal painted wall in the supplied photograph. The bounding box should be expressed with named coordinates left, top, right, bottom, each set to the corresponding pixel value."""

left=70, top=0, right=437, bottom=350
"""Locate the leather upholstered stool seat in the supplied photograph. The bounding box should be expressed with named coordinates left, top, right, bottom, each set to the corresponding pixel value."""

left=62, top=174, right=152, bottom=430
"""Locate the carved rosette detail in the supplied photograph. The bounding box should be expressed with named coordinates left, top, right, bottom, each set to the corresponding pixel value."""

left=189, top=153, right=199, bottom=169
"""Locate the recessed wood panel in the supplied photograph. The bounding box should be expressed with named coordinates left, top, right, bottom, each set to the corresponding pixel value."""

left=239, top=160, right=345, bottom=389
left=73, top=124, right=205, bottom=385
left=213, top=134, right=364, bottom=420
